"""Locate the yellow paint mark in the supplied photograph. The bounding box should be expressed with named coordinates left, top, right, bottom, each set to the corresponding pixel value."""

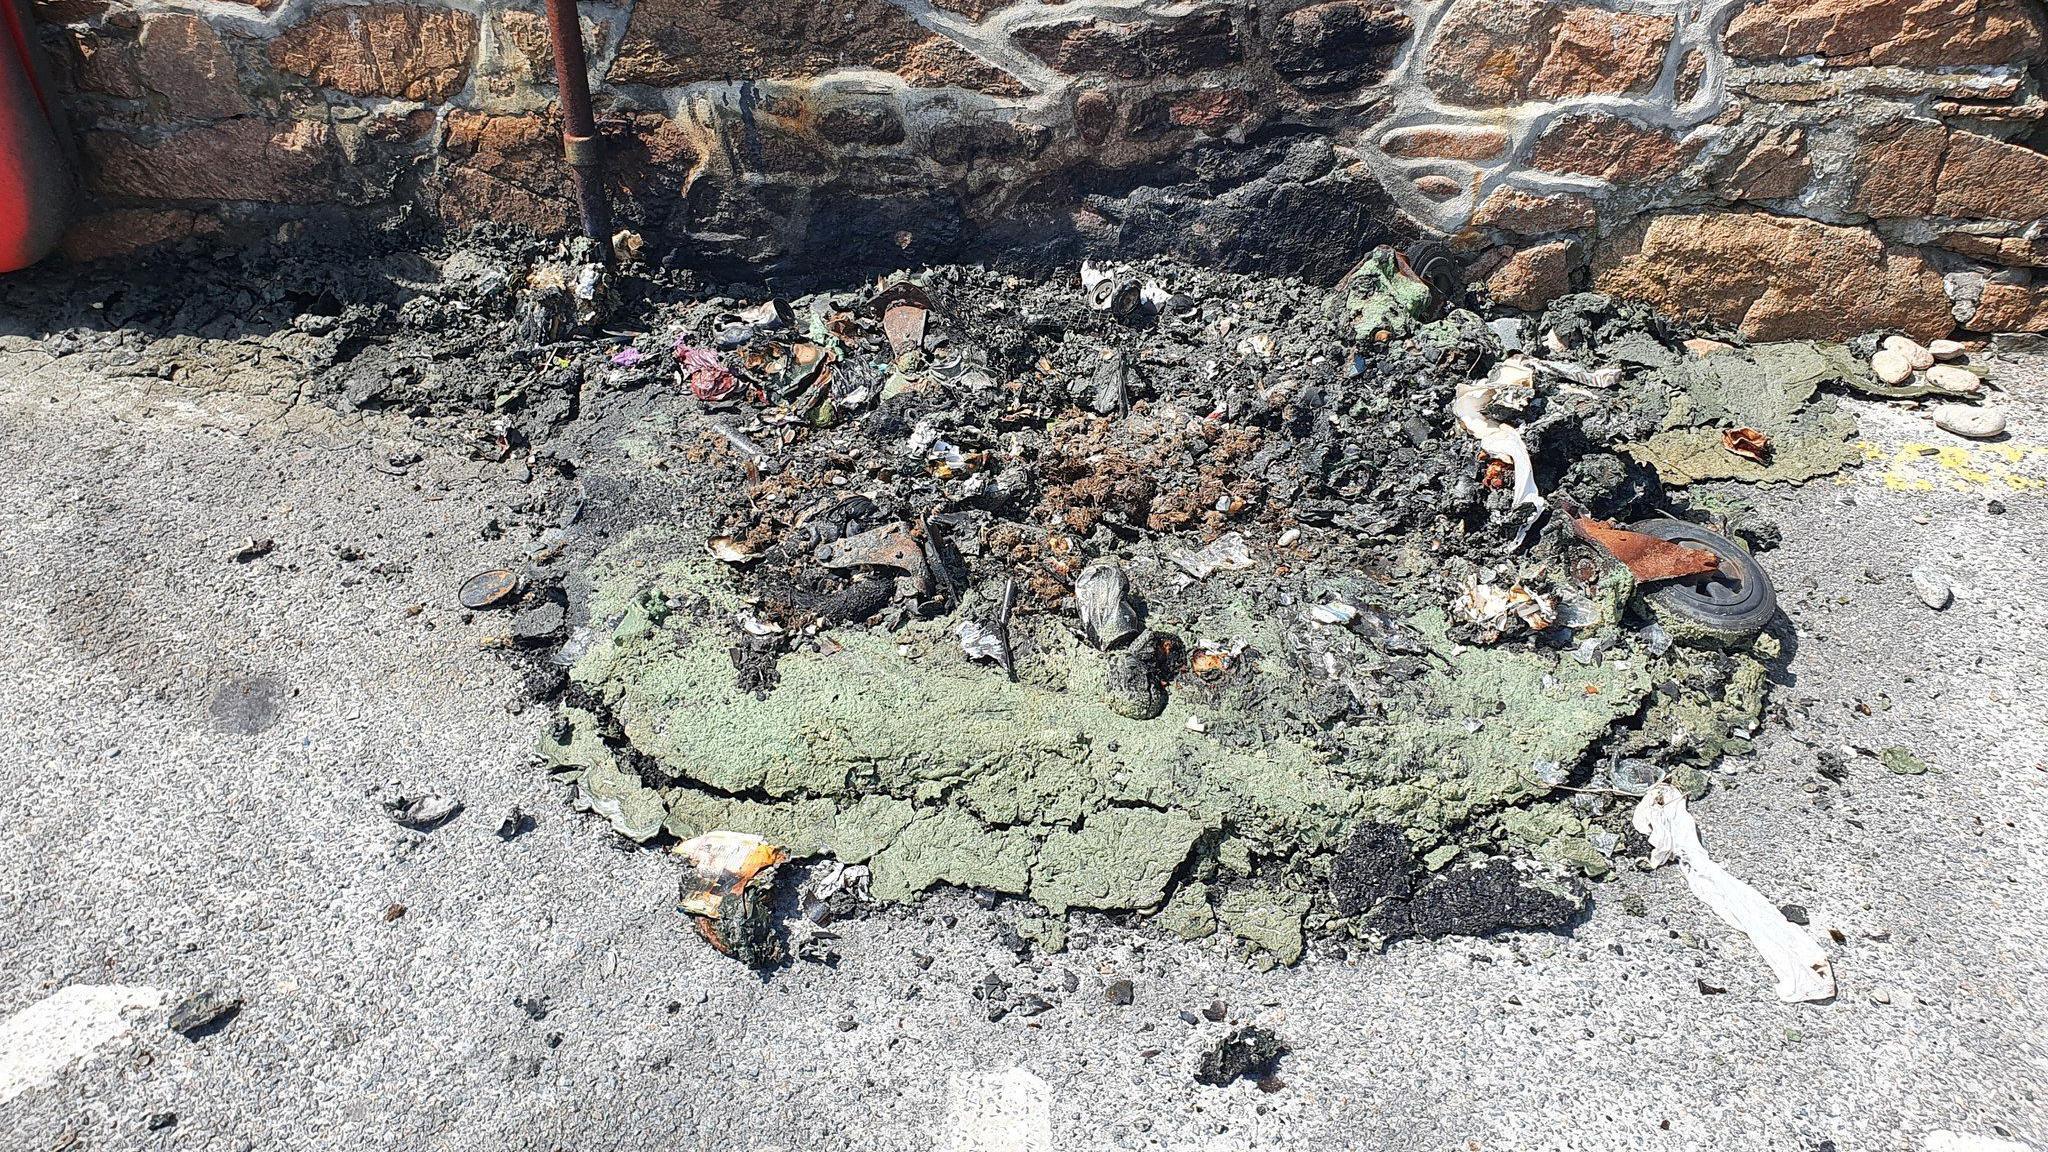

left=1856, top=439, right=2048, bottom=496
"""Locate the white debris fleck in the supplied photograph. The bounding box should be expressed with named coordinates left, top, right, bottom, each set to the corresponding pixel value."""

left=1452, top=577, right=1557, bottom=638
left=1453, top=361, right=1546, bottom=510
left=956, top=619, right=1007, bottom=663
left=1172, top=532, right=1254, bottom=579
left=1307, top=598, right=1360, bottom=626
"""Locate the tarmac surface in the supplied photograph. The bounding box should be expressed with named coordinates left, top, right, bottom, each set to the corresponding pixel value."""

left=0, top=339, right=2042, bottom=1152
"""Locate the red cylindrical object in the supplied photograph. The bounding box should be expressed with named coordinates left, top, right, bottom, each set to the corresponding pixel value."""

left=1, top=0, right=69, bottom=272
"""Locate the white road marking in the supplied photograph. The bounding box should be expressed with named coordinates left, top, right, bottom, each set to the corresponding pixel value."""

left=1927, top=1134, right=2038, bottom=1152
left=944, top=1066, right=1052, bottom=1152
left=0, top=984, right=164, bottom=1105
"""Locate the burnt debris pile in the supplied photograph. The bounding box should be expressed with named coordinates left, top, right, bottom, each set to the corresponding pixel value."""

left=9, top=227, right=1957, bottom=970
left=500, top=239, right=1864, bottom=970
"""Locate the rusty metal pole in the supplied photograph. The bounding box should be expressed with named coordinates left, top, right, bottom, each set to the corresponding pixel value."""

left=544, top=0, right=612, bottom=262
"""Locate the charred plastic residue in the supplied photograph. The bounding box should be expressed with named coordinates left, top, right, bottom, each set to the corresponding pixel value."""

left=499, top=243, right=1843, bottom=970
left=13, top=228, right=1840, bottom=968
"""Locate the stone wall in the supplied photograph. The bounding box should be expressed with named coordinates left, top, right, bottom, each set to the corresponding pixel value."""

left=32, top=0, right=2048, bottom=338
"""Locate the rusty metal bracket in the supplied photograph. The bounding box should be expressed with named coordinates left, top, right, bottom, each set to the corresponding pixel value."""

left=562, top=133, right=603, bottom=168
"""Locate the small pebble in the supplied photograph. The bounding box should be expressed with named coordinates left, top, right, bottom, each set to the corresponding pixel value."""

left=379, top=789, right=462, bottom=831
left=1868, top=347, right=1914, bottom=384
left=1779, top=904, right=1809, bottom=926
left=496, top=807, right=534, bottom=840
left=1931, top=403, right=2006, bottom=439
left=1881, top=335, right=1934, bottom=370
left=1869, top=987, right=1892, bottom=1005
left=166, top=988, right=242, bottom=1039
left=1927, top=338, right=1965, bottom=361
left=1909, top=567, right=1952, bottom=611
left=1104, top=978, right=1134, bottom=1006
left=1925, top=364, right=1983, bottom=395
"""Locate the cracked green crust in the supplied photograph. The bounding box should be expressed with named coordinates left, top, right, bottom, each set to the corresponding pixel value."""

left=544, top=527, right=1771, bottom=963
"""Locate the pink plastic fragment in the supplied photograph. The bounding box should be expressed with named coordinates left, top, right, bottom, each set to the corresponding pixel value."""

left=674, top=341, right=740, bottom=401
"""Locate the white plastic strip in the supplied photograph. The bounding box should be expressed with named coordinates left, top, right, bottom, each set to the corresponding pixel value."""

left=1633, top=785, right=1836, bottom=1003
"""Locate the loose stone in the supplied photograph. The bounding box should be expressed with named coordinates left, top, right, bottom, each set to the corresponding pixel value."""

left=1881, top=334, right=1933, bottom=371
left=1869, top=348, right=1914, bottom=384
left=1931, top=403, right=2005, bottom=439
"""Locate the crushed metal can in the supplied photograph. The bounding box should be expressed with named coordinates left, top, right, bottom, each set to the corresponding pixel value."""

left=675, top=831, right=789, bottom=967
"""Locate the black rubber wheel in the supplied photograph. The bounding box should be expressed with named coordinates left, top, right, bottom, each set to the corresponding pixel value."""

left=1629, top=518, right=1778, bottom=644
left=1401, top=240, right=1465, bottom=302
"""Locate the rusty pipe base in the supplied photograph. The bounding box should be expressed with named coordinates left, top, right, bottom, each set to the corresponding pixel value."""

left=545, top=0, right=613, bottom=263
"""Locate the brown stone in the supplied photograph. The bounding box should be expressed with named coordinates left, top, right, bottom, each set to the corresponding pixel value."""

left=1733, top=79, right=1839, bottom=103
left=816, top=100, right=907, bottom=147
left=1929, top=130, right=2048, bottom=222
left=137, top=14, right=247, bottom=120
left=1853, top=121, right=2048, bottom=222
left=1591, top=211, right=1954, bottom=342
left=58, top=208, right=221, bottom=262
left=68, top=27, right=144, bottom=99
left=436, top=111, right=702, bottom=233
left=34, top=0, right=115, bottom=22
left=1169, top=88, right=1257, bottom=134
left=607, top=113, right=705, bottom=216
left=899, top=38, right=1031, bottom=96
left=610, top=0, right=930, bottom=86
left=1968, top=278, right=2048, bottom=332
left=86, top=118, right=334, bottom=202
left=1469, top=186, right=1599, bottom=233
left=498, top=9, right=554, bottom=78
left=1939, top=232, right=2048, bottom=267
left=1934, top=97, right=2047, bottom=124
left=1849, top=120, right=1944, bottom=218
left=1725, top=0, right=2044, bottom=68
left=1486, top=240, right=1574, bottom=309
left=1711, top=124, right=1810, bottom=201
left=437, top=112, right=572, bottom=233
left=1265, top=0, right=1412, bottom=93
left=929, top=0, right=1014, bottom=20
left=490, top=10, right=591, bottom=86
left=1675, top=48, right=1707, bottom=105
left=1422, top=0, right=1673, bottom=106
left=366, top=107, right=440, bottom=144
left=1530, top=114, right=1698, bottom=185
left=1414, top=174, right=1469, bottom=200
left=1014, top=11, right=1240, bottom=79
left=268, top=5, right=479, bottom=102
left=1380, top=126, right=1509, bottom=163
